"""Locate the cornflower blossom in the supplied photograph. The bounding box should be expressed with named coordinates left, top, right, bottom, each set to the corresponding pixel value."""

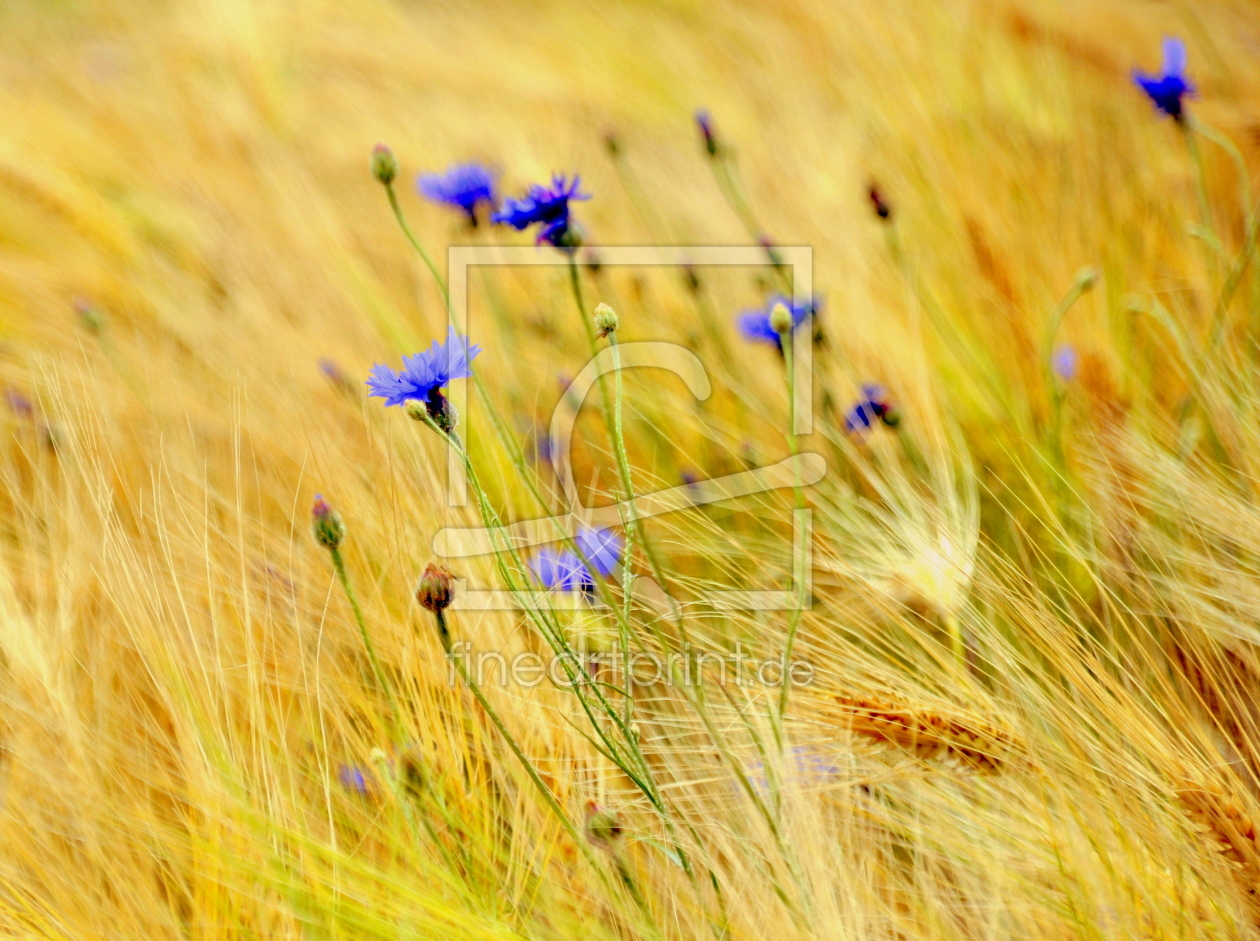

left=416, top=163, right=496, bottom=225
left=737, top=295, right=815, bottom=348
left=1134, top=37, right=1192, bottom=121
left=530, top=547, right=592, bottom=593
left=576, top=527, right=622, bottom=577
left=338, top=764, right=371, bottom=794
left=492, top=174, right=589, bottom=250
left=843, top=384, right=900, bottom=435
left=530, top=528, right=623, bottom=592
left=366, top=327, right=481, bottom=432
left=1052, top=344, right=1078, bottom=381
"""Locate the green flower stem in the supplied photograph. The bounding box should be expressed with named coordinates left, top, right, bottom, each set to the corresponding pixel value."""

left=607, top=333, right=637, bottom=728
left=384, top=181, right=451, bottom=311
left=1041, top=267, right=1098, bottom=472
left=566, top=260, right=678, bottom=630
left=328, top=545, right=400, bottom=732
left=1184, top=119, right=1219, bottom=281
left=773, top=326, right=808, bottom=750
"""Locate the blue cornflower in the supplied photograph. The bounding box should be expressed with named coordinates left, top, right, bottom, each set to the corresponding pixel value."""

left=367, top=326, right=481, bottom=405
left=492, top=174, right=590, bottom=251
left=417, top=163, right=496, bottom=225
left=530, top=547, right=593, bottom=593
left=737, top=295, right=816, bottom=348
left=843, top=384, right=899, bottom=435
left=1134, top=37, right=1193, bottom=121
left=576, top=527, right=622, bottom=577
left=1052, top=344, right=1078, bottom=381
left=367, top=327, right=480, bottom=433
left=338, top=764, right=371, bottom=794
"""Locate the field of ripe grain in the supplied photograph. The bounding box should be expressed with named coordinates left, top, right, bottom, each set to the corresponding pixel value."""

left=2, top=1, right=1260, bottom=938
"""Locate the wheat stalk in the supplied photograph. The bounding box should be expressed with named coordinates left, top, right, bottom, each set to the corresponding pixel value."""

left=1176, top=775, right=1260, bottom=925
left=831, top=695, right=1019, bottom=772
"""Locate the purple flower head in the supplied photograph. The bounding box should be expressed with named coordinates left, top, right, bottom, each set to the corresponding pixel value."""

left=530, top=547, right=593, bottom=593
left=1052, top=344, right=1078, bottom=381
left=695, top=109, right=718, bottom=155
left=576, top=527, right=622, bottom=577
left=366, top=327, right=482, bottom=408
left=417, top=163, right=496, bottom=225
left=843, top=384, right=899, bottom=434
left=1134, top=37, right=1193, bottom=120
left=492, top=174, right=590, bottom=251
left=737, top=295, right=816, bottom=348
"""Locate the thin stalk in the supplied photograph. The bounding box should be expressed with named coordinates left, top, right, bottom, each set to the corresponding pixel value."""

left=328, top=546, right=399, bottom=730
left=774, top=326, right=808, bottom=749
left=384, top=181, right=451, bottom=310
left=608, top=333, right=637, bottom=728
left=1185, top=119, right=1218, bottom=282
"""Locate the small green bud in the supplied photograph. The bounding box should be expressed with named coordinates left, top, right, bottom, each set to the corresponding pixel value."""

left=593, top=303, right=619, bottom=339
left=311, top=494, right=345, bottom=550
left=769, top=301, right=793, bottom=335
left=371, top=143, right=398, bottom=186
left=1076, top=266, right=1099, bottom=291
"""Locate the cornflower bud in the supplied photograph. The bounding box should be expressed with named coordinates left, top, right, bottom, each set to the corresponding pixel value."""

left=593, top=302, right=619, bottom=339
left=584, top=800, right=624, bottom=849
left=868, top=184, right=892, bottom=221
left=416, top=563, right=455, bottom=613
left=311, top=493, right=345, bottom=549
left=405, top=389, right=459, bottom=435
left=398, top=745, right=427, bottom=799
left=371, top=143, right=398, bottom=186
left=74, top=297, right=103, bottom=333
left=768, top=301, right=794, bottom=335
left=695, top=109, right=718, bottom=157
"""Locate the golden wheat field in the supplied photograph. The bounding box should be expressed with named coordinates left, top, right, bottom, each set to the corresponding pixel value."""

left=5, top=0, right=1260, bottom=937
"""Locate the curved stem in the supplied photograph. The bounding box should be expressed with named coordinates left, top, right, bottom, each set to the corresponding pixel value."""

left=328, top=546, right=400, bottom=730
left=385, top=182, right=451, bottom=312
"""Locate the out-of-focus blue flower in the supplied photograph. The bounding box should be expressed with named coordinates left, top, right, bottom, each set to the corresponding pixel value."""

left=366, top=327, right=482, bottom=407
left=843, top=384, right=899, bottom=434
left=338, top=764, right=371, bottom=794
left=576, top=527, right=622, bottom=577
left=417, top=163, right=496, bottom=224
left=530, top=547, right=593, bottom=592
left=737, top=295, right=815, bottom=348
left=492, top=174, right=590, bottom=250
left=5, top=388, right=32, bottom=417
left=1134, top=37, right=1192, bottom=120
left=1052, top=344, right=1078, bottom=381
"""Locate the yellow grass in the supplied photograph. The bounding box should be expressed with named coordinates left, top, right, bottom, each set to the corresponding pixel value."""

left=2, top=0, right=1260, bottom=937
